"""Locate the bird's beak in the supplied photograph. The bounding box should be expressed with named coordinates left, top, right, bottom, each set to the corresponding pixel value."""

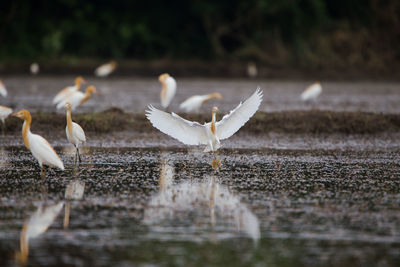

left=12, top=112, right=19, bottom=117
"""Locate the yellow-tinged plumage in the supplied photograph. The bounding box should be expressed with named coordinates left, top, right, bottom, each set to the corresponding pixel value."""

left=12, top=110, right=64, bottom=177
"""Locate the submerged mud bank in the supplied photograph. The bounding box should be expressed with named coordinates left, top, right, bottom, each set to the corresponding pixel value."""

left=4, top=108, right=400, bottom=134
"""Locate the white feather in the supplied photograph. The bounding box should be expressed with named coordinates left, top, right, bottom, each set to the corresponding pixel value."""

left=216, top=88, right=263, bottom=140
left=161, top=76, right=176, bottom=108
left=301, top=82, right=322, bottom=101
left=95, top=63, right=115, bottom=77
left=146, top=105, right=208, bottom=145
left=57, top=91, right=85, bottom=110
left=179, top=95, right=211, bottom=112
left=66, top=122, right=86, bottom=147
left=53, top=85, right=77, bottom=104
left=0, top=81, right=7, bottom=97
left=28, top=132, right=64, bottom=170
left=0, top=106, right=12, bottom=123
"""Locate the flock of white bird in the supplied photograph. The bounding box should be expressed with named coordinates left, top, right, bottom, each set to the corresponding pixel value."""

left=0, top=63, right=323, bottom=178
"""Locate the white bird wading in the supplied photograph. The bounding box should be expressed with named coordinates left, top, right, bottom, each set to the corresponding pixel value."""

left=146, top=88, right=263, bottom=152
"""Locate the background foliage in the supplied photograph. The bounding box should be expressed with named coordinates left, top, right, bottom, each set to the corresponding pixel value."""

left=1, top=0, right=399, bottom=70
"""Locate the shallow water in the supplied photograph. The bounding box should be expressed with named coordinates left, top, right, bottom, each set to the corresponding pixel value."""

left=1, top=139, right=400, bottom=266
left=1, top=75, right=400, bottom=114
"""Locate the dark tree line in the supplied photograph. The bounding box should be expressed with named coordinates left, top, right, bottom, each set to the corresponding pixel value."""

left=0, top=0, right=399, bottom=70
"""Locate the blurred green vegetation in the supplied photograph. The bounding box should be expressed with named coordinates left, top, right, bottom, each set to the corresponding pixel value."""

left=0, top=0, right=399, bottom=70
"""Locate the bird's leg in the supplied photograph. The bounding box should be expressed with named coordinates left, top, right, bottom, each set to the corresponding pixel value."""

left=40, top=166, right=47, bottom=181
left=76, top=147, right=82, bottom=163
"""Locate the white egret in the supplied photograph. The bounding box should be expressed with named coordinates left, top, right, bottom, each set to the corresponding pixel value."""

left=56, top=85, right=97, bottom=110
left=247, top=62, right=258, bottom=78
left=30, top=62, right=40, bottom=75
left=53, top=76, right=86, bottom=104
left=159, top=73, right=176, bottom=108
left=64, top=102, right=86, bottom=163
left=0, top=80, right=7, bottom=97
left=301, top=82, right=322, bottom=101
left=179, top=92, right=222, bottom=113
left=12, top=110, right=64, bottom=178
left=146, top=88, right=263, bottom=152
left=95, top=61, right=117, bottom=77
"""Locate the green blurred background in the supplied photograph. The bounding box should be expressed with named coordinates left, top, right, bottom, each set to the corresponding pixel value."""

left=1, top=0, right=399, bottom=74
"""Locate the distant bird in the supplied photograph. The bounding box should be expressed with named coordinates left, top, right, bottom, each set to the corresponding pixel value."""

left=56, top=85, right=97, bottom=110
left=159, top=73, right=176, bottom=109
left=0, top=105, right=12, bottom=124
left=247, top=62, right=258, bottom=78
left=30, top=63, right=40, bottom=75
left=0, top=105, right=12, bottom=134
left=0, top=80, right=7, bottom=97
left=301, top=82, right=322, bottom=102
left=179, top=92, right=223, bottom=113
left=147, top=88, right=263, bottom=152
left=65, top=102, right=86, bottom=163
left=53, top=76, right=86, bottom=104
left=16, top=202, right=64, bottom=265
left=95, top=61, right=117, bottom=77
left=12, top=110, right=64, bottom=178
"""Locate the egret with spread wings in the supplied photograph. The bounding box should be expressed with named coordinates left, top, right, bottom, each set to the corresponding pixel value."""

left=146, top=88, right=263, bottom=152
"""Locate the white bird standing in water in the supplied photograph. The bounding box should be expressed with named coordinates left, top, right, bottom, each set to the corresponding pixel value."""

left=301, top=82, right=322, bottom=101
left=56, top=85, right=97, bottom=110
left=12, top=110, right=64, bottom=178
left=30, top=63, right=40, bottom=75
left=147, top=88, right=263, bottom=152
left=179, top=92, right=223, bottom=113
left=65, top=102, right=86, bottom=163
left=53, top=76, right=86, bottom=104
left=95, top=61, right=117, bottom=77
left=159, top=73, right=176, bottom=109
left=0, top=80, right=8, bottom=97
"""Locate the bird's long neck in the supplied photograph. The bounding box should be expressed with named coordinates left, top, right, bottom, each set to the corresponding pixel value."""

left=66, top=108, right=73, bottom=136
left=75, top=80, right=82, bottom=90
left=202, top=93, right=220, bottom=104
left=160, top=82, right=167, bottom=101
left=80, top=90, right=92, bottom=104
left=211, top=111, right=216, bottom=135
left=22, top=116, right=32, bottom=149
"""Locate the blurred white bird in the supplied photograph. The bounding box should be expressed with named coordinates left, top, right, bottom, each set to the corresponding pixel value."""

left=0, top=80, right=7, bottom=97
left=95, top=61, right=117, bottom=77
left=247, top=62, right=258, bottom=78
left=12, top=110, right=64, bottom=178
left=56, top=85, right=97, bottom=110
left=146, top=88, right=263, bottom=152
left=53, top=76, right=86, bottom=104
left=159, top=73, right=176, bottom=108
left=179, top=92, right=222, bottom=113
left=65, top=102, right=86, bottom=163
left=30, top=62, right=40, bottom=75
left=301, top=82, right=322, bottom=101
left=0, top=105, right=12, bottom=124
left=16, top=201, right=64, bottom=265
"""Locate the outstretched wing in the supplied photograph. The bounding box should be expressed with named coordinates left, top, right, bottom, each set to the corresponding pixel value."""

left=146, top=105, right=208, bottom=145
left=216, top=88, right=263, bottom=140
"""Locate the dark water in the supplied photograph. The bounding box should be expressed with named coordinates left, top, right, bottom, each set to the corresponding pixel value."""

left=1, top=142, right=400, bottom=266
left=1, top=75, right=400, bottom=114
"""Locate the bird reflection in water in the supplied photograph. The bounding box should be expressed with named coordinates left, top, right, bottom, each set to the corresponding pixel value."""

left=64, top=166, right=85, bottom=229
left=211, top=154, right=222, bottom=171
left=15, top=198, right=64, bottom=265
left=144, top=160, right=260, bottom=242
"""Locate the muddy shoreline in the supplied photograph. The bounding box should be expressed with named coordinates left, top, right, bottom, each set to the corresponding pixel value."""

left=3, top=108, right=400, bottom=135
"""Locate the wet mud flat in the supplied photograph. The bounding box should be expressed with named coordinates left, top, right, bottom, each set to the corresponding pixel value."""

left=1, top=130, right=400, bottom=266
